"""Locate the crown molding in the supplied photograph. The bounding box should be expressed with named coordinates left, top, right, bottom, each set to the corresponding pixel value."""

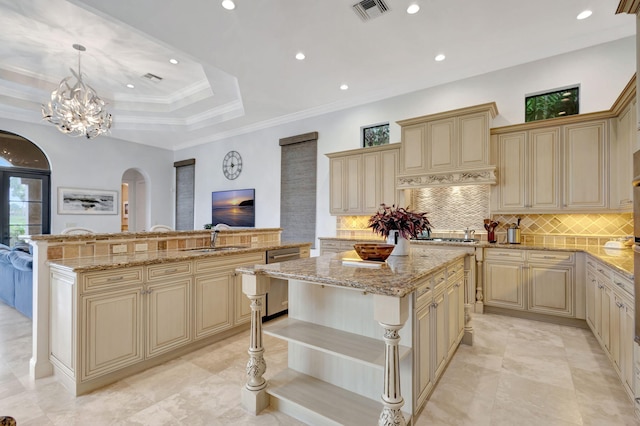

left=617, top=0, right=640, bottom=14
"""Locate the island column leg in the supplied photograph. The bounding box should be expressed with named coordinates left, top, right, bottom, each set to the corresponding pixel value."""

left=374, top=294, right=409, bottom=426
left=240, top=272, right=270, bottom=415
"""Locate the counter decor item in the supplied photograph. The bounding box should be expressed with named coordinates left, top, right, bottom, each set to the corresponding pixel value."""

left=353, top=243, right=395, bottom=261
left=484, top=219, right=499, bottom=243
left=368, top=204, right=430, bottom=256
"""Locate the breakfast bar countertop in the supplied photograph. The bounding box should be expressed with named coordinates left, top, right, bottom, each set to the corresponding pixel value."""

left=47, top=242, right=312, bottom=273
left=236, top=246, right=470, bottom=298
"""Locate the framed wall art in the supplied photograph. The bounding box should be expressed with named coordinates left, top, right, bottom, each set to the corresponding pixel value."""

left=211, top=188, right=255, bottom=227
left=57, top=187, right=118, bottom=215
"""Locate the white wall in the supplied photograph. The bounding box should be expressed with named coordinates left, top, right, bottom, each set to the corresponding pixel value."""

left=0, top=118, right=174, bottom=234
left=2, top=38, right=632, bottom=239
left=175, top=37, right=636, bottom=247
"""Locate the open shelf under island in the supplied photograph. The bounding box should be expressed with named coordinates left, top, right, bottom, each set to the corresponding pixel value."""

left=237, top=246, right=476, bottom=425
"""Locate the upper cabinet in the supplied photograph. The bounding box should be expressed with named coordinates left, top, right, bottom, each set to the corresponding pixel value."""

left=397, top=103, right=498, bottom=188
left=327, top=144, right=399, bottom=215
left=495, top=127, right=561, bottom=211
left=491, top=75, right=635, bottom=214
left=610, top=78, right=637, bottom=211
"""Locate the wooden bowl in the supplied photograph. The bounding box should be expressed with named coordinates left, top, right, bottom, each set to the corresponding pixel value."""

left=353, top=243, right=395, bottom=261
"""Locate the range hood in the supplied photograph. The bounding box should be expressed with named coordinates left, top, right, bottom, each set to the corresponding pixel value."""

left=396, top=166, right=497, bottom=189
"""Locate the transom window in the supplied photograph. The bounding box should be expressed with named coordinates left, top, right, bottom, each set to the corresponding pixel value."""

left=0, top=131, right=51, bottom=245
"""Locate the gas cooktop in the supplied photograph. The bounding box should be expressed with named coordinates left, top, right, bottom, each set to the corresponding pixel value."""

left=412, top=237, right=479, bottom=243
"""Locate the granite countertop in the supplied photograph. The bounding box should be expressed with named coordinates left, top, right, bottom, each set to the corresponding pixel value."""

left=322, top=237, right=634, bottom=280
left=48, top=242, right=311, bottom=272
left=236, top=246, right=468, bottom=298
left=27, top=228, right=283, bottom=242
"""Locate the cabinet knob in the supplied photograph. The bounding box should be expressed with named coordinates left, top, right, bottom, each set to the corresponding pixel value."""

left=616, top=302, right=624, bottom=309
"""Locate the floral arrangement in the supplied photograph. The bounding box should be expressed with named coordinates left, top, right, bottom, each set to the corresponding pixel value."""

left=368, top=204, right=431, bottom=240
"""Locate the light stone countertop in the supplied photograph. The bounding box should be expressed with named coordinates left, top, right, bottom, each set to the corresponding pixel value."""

left=410, top=240, right=634, bottom=280
left=236, top=246, right=468, bottom=298
left=48, top=242, right=311, bottom=273
left=321, top=237, right=634, bottom=280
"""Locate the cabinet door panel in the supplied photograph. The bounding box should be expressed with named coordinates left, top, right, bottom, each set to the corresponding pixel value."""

left=415, top=303, right=432, bottom=409
left=564, top=121, right=607, bottom=209
left=586, top=269, right=597, bottom=330
left=498, top=133, right=527, bottom=210
left=484, top=261, right=525, bottom=310
left=147, top=278, right=192, bottom=357
left=528, top=265, right=573, bottom=316
left=427, top=119, right=455, bottom=171
left=82, top=288, right=144, bottom=381
left=401, top=124, right=426, bottom=174
left=459, top=113, right=488, bottom=168
left=345, top=156, right=362, bottom=213
left=433, top=291, right=447, bottom=379
left=529, top=128, right=560, bottom=209
left=195, top=272, right=232, bottom=339
left=363, top=152, right=380, bottom=212
left=329, top=157, right=345, bottom=214
left=379, top=149, right=398, bottom=207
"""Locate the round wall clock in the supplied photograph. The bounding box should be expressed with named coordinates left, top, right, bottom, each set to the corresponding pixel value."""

left=222, top=150, right=242, bottom=180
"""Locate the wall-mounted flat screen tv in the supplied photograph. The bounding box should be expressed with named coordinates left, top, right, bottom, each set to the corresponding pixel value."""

left=211, top=188, right=255, bottom=227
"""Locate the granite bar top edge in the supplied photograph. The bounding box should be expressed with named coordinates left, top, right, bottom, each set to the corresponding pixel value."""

left=27, top=228, right=283, bottom=242
left=48, top=242, right=311, bottom=272
left=237, top=248, right=469, bottom=298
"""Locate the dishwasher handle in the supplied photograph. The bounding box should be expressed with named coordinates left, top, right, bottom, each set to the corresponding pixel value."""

left=269, top=253, right=300, bottom=262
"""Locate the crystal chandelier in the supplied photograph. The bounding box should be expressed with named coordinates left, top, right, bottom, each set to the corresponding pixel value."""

left=42, top=44, right=112, bottom=139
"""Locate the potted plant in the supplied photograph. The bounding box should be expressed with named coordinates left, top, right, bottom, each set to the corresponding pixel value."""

left=368, top=204, right=431, bottom=255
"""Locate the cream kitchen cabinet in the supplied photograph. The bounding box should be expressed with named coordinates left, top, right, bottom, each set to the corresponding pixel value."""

left=494, top=127, right=561, bottom=211
left=491, top=119, right=607, bottom=213
left=81, top=262, right=193, bottom=381
left=329, top=154, right=362, bottom=214
left=194, top=252, right=266, bottom=328
left=327, top=144, right=399, bottom=215
left=484, top=248, right=576, bottom=318
left=412, top=259, right=464, bottom=411
left=397, top=103, right=497, bottom=176
left=80, top=284, right=145, bottom=381
left=563, top=120, right=608, bottom=210
left=610, top=96, right=636, bottom=211
left=491, top=77, right=637, bottom=214
left=49, top=251, right=266, bottom=395
left=484, top=249, right=526, bottom=310
left=585, top=258, right=636, bottom=402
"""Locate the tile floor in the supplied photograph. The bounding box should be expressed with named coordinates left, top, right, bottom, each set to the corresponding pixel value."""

left=1, top=303, right=638, bottom=425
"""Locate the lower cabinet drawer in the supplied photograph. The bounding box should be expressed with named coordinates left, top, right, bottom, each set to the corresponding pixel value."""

left=81, top=267, right=144, bottom=293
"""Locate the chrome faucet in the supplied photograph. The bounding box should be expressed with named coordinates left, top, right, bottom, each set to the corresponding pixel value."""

left=464, top=227, right=476, bottom=240
left=210, top=230, right=219, bottom=248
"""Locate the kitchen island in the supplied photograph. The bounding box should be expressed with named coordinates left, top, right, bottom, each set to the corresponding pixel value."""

left=27, top=228, right=310, bottom=395
left=238, top=246, right=474, bottom=425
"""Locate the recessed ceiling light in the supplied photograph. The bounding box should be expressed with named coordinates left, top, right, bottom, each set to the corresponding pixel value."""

left=221, top=0, right=235, bottom=10
left=340, top=84, right=349, bottom=91
left=435, top=54, right=446, bottom=62
left=407, top=4, right=420, bottom=14
left=126, top=83, right=135, bottom=89
left=295, top=52, right=305, bottom=60
left=169, top=58, right=179, bottom=65
left=577, top=10, right=592, bottom=20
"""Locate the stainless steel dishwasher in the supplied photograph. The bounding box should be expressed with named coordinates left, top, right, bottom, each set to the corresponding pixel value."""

left=263, top=247, right=300, bottom=321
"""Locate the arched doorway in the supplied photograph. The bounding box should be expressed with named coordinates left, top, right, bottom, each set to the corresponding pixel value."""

left=0, top=131, right=51, bottom=245
left=121, top=168, right=148, bottom=232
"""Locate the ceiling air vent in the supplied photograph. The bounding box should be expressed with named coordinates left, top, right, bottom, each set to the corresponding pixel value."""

left=352, top=0, right=389, bottom=21
left=142, top=72, right=163, bottom=82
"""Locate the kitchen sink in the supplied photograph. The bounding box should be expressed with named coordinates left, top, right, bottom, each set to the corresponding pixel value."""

left=181, top=245, right=250, bottom=252
left=413, top=237, right=479, bottom=243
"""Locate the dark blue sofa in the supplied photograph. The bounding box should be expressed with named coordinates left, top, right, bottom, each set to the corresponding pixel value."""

left=0, top=243, right=33, bottom=318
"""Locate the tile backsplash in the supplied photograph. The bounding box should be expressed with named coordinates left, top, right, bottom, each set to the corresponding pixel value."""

left=336, top=183, right=633, bottom=244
